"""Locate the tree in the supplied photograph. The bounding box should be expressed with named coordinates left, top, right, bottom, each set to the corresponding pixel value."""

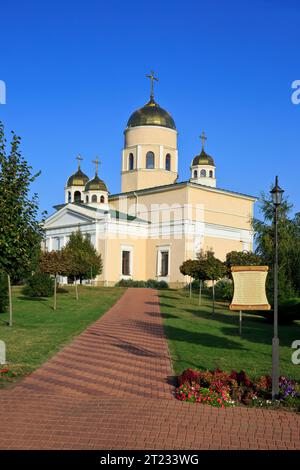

left=64, top=231, right=103, bottom=289
left=196, top=250, right=226, bottom=313
left=39, top=250, right=70, bottom=310
left=225, top=250, right=263, bottom=277
left=180, top=259, right=200, bottom=297
left=253, top=190, right=300, bottom=302
left=0, top=122, right=45, bottom=325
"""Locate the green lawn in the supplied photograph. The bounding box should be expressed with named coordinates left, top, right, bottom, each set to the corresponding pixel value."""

left=0, top=286, right=125, bottom=379
left=160, top=289, right=300, bottom=382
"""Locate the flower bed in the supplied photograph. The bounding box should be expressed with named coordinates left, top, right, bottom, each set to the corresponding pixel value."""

left=175, top=368, right=300, bottom=410
left=0, top=366, right=17, bottom=384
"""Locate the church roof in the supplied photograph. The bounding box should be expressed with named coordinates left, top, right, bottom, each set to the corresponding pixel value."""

left=109, top=181, right=257, bottom=201
left=85, top=174, right=108, bottom=192
left=66, top=168, right=89, bottom=187
left=127, top=98, right=176, bottom=130
left=192, top=149, right=215, bottom=166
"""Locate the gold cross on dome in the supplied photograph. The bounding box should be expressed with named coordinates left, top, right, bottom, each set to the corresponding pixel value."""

left=200, top=131, right=207, bottom=150
left=92, top=157, right=101, bottom=176
left=76, top=154, right=83, bottom=169
left=146, top=70, right=159, bottom=100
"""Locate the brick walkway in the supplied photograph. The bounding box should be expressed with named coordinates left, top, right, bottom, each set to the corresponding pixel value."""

left=0, top=288, right=299, bottom=450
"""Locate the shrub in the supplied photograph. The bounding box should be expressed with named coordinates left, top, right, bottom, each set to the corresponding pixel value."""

left=115, top=279, right=169, bottom=289
left=0, top=272, right=8, bottom=313
left=210, top=279, right=233, bottom=301
left=23, top=272, right=54, bottom=298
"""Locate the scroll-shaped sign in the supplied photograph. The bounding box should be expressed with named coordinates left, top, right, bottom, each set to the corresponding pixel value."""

left=230, top=266, right=271, bottom=311
left=0, top=340, right=5, bottom=365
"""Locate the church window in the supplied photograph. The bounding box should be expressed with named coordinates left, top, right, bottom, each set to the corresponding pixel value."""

left=165, top=154, right=171, bottom=171
left=146, top=151, right=155, bottom=169
left=193, top=170, right=197, bottom=179
left=128, top=153, right=134, bottom=171
left=74, top=191, right=81, bottom=203
left=209, top=170, right=213, bottom=178
left=100, top=195, right=105, bottom=203
left=161, top=251, right=169, bottom=277
left=86, top=195, right=89, bottom=203
left=68, top=191, right=71, bottom=203
left=122, top=251, right=131, bottom=276
left=92, top=195, right=97, bottom=203
left=200, top=169, right=206, bottom=177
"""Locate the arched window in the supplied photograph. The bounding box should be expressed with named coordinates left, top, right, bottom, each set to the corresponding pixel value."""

left=86, top=195, right=89, bottom=203
left=68, top=191, right=71, bottom=203
left=128, top=153, right=134, bottom=171
left=146, top=151, right=155, bottom=169
left=193, top=170, right=198, bottom=179
left=74, top=191, right=81, bottom=203
left=165, top=154, right=171, bottom=171
left=200, top=169, right=206, bottom=177
left=100, top=195, right=105, bottom=203
left=209, top=170, right=213, bottom=178
left=92, top=195, right=97, bottom=203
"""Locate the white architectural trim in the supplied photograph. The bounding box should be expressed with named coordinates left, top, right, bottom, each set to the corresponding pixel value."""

left=159, top=145, right=164, bottom=169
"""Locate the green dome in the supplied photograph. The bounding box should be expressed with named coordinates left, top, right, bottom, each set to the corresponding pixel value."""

left=67, top=168, right=89, bottom=187
left=85, top=175, right=108, bottom=192
left=127, top=98, right=176, bottom=130
left=192, top=149, right=215, bottom=166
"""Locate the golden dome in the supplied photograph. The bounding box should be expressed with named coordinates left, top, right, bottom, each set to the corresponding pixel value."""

left=127, top=98, right=176, bottom=130
left=67, top=168, right=89, bottom=187
left=85, top=175, right=108, bottom=192
left=192, top=149, right=215, bottom=166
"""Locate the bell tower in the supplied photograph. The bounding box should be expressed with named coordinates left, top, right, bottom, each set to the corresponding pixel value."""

left=121, top=72, right=178, bottom=193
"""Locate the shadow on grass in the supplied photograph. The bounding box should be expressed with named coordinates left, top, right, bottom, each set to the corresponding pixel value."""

left=17, top=295, right=48, bottom=302
left=132, top=319, right=248, bottom=351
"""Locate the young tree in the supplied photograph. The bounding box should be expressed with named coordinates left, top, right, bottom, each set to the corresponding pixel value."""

left=179, top=259, right=200, bottom=297
left=196, top=250, right=226, bottom=313
left=39, top=250, right=70, bottom=310
left=0, top=122, right=45, bottom=325
left=64, top=231, right=103, bottom=286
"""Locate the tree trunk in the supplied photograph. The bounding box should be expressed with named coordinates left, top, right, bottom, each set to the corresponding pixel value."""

left=212, top=280, right=215, bottom=314
left=75, top=276, right=79, bottom=300
left=189, top=277, right=192, bottom=298
left=53, top=274, right=57, bottom=311
left=7, top=274, right=13, bottom=327
left=198, top=280, right=202, bottom=306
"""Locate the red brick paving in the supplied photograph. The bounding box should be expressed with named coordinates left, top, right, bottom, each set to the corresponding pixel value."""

left=0, top=288, right=299, bottom=450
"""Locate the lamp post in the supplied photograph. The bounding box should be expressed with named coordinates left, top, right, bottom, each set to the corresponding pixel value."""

left=270, top=176, right=284, bottom=399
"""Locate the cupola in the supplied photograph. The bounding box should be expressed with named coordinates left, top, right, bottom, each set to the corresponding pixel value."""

left=190, top=132, right=216, bottom=188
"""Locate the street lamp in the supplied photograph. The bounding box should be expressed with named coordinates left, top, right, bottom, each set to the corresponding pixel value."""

left=270, top=176, right=284, bottom=399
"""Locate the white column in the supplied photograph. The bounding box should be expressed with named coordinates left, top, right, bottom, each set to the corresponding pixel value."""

left=137, top=145, right=141, bottom=169
left=159, top=145, right=164, bottom=169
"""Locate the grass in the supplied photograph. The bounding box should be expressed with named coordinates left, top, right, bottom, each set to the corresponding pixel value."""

left=160, top=289, right=300, bottom=382
left=0, top=285, right=125, bottom=380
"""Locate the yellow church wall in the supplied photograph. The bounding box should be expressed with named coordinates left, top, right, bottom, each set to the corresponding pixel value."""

left=125, top=126, right=177, bottom=148
left=202, top=237, right=244, bottom=261
left=187, top=186, right=254, bottom=231
left=121, top=169, right=178, bottom=193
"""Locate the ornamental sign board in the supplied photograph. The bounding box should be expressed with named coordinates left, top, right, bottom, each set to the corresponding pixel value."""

left=230, top=266, right=271, bottom=311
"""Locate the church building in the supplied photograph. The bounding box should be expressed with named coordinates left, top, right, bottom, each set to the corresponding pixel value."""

left=44, top=74, right=256, bottom=287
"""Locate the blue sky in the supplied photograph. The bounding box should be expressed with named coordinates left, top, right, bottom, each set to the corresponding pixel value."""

left=0, top=0, right=299, bottom=218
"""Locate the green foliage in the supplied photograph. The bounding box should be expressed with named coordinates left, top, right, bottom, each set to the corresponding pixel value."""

left=253, top=190, right=300, bottom=301
left=115, top=278, right=169, bottom=289
left=0, top=271, right=8, bottom=313
left=0, top=122, right=45, bottom=280
left=211, top=279, right=234, bottom=301
left=225, top=250, right=263, bottom=277
left=39, top=250, right=70, bottom=276
left=196, top=250, right=226, bottom=281
left=23, top=272, right=54, bottom=298
left=64, top=231, right=103, bottom=282
left=179, top=259, right=202, bottom=279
